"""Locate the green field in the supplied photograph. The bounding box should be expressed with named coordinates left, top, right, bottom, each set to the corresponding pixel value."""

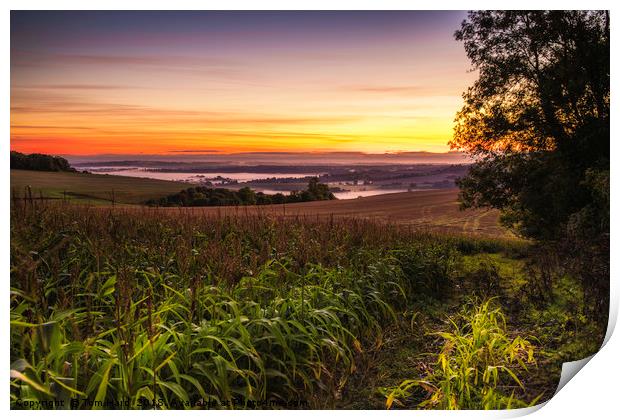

left=8, top=171, right=604, bottom=409
left=10, top=169, right=190, bottom=205
left=10, top=201, right=603, bottom=409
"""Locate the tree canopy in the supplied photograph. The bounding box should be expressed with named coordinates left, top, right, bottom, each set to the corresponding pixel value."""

left=146, top=177, right=336, bottom=207
left=10, top=151, right=76, bottom=172
left=452, top=11, right=609, bottom=240
left=452, top=11, right=609, bottom=317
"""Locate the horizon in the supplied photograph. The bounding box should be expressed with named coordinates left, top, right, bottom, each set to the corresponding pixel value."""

left=11, top=11, right=475, bottom=156
left=11, top=149, right=472, bottom=166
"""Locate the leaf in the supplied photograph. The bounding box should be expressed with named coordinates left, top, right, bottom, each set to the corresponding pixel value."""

left=10, top=370, right=53, bottom=396
left=98, top=275, right=117, bottom=298
left=93, top=359, right=115, bottom=409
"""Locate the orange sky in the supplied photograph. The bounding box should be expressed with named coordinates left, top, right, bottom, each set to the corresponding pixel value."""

left=11, top=11, right=475, bottom=156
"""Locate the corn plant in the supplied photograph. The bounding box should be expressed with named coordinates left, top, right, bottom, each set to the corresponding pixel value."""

left=385, top=299, right=540, bottom=410
left=9, top=201, right=523, bottom=409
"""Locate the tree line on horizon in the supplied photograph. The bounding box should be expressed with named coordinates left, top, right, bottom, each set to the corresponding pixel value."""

left=10, top=151, right=76, bottom=172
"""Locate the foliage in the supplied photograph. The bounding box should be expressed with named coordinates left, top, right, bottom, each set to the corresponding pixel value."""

left=452, top=10, right=609, bottom=239
left=384, top=299, right=539, bottom=410
left=10, top=151, right=76, bottom=172
left=451, top=10, right=609, bottom=318
left=10, top=201, right=462, bottom=409
left=146, top=177, right=336, bottom=207
left=11, top=201, right=603, bottom=409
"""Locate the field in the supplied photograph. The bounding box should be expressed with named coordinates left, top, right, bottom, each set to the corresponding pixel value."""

left=10, top=170, right=505, bottom=237
left=10, top=169, right=190, bottom=205
left=10, top=197, right=603, bottom=409
left=166, top=189, right=505, bottom=237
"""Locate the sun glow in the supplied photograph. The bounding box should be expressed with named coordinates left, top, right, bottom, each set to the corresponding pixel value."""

left=11, top=11, right=475, bottom=156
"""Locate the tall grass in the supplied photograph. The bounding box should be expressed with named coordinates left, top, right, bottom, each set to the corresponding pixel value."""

left=12, top=201, right=538, bottom=409
left=384, top=299, right=539, bottom=410
left=12, top=201, right=485, bottom=409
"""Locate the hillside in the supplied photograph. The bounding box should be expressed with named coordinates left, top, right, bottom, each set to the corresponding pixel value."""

left=10, top=169, right=191, bottom=204
left=155, top=189, right=506, bottom=237
left=11, top=169, right=505, bottom=236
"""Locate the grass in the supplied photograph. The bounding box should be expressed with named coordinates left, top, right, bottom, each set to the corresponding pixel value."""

left=10, top=169, right=190, bottom=205
left=11, top=170, right=508, bottom=236
left=10, top=200, right=604, bottom=409
left=383, top=299, right=539, bottom=410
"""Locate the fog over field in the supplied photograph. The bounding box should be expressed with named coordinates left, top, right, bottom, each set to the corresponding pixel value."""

left=65, top=151, right=471, bottom=166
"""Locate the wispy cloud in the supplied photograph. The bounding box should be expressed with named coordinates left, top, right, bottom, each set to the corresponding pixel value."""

left=11, top=50, right=238, bottom=68
left=13, top=84, right=141, bottom=91
left=344, top=85, right=426, bottom=94
left=11, top=91, right=362, bottom=126
left=11, top=124, right=98, bottom=130
left=339, top=84, right=463, bottom=96
left=168, top=149, right=221, bottom=153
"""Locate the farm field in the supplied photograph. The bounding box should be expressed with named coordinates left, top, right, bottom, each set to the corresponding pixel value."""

left=10, top=199, right=603, bottom=409
left=165, top=189, right=505, bottom=237
left=11, top=170, right=505, bottom=237
left=10, top=169, right=190, bottom=204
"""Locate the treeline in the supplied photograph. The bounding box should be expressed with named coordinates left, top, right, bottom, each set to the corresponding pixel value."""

left=146, top=177, right=335, bottom=207
left=10, top=151, right=76, bottom=172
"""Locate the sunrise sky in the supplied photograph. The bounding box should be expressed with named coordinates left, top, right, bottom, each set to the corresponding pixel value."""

left=11, top=11, right=476, bottom=156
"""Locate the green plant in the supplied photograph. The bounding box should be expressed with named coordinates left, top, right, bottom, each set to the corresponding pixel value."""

left=384, top=299, right=539, bottom=410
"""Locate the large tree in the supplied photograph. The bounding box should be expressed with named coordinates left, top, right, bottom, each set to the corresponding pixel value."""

left=452, top=11, right=609, bottom=313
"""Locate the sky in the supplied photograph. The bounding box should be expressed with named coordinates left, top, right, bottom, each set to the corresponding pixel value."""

left=11, top=11, right=476, bottom=156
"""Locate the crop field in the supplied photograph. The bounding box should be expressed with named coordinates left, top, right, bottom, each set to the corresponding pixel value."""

left=162, top=189, right=506, bottom=237
left=10, top=170, right=506, bottom=237
left=10, top=200, right=603, bottom=409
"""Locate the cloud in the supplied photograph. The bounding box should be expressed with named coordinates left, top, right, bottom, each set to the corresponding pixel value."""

left=11, top=50, right=238, bottom=68
left=345, top=85, right=425, bottom=93
left=13, top=84, right=140, bottom=91
left=338, top=84, right=462, bottom=96
left=11, top=124, right=97, bottom=130
left=11, top=90, right=362, bottom=126
left=168, top=149, right=221, bottom=153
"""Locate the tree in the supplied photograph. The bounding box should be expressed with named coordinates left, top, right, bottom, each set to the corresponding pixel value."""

left=452, top=11, right=609, bottom=315
left=237, top=187, right=257, bottom=205
left=452, top=11, right=608, bottom=237
left=306, top=177, right=335, bottom=201
left=10, top=151, right=76, bottom=172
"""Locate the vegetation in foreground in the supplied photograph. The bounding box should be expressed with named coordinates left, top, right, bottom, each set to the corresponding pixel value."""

left=384, top=299, right=538, bottom=410
left=10, top=201, right=604, bottom=409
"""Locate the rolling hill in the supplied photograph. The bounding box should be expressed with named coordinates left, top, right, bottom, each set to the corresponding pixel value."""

left=11, top=169, right=505, bottom=236
left=10, top=169, right=191, bottom=204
